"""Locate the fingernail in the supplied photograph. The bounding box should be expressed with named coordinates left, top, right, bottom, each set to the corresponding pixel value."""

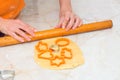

left=62, top=26, right=65, bottom=29
left=55, top=27, right=58, bottom=29
left=28, top=38, right=31, bottom=41
left=34, top=29, right=37, bottom=32
left=21, top=39, right=24, bottom=42
left=72, top=27, right=76, bottom=30
left=33, top=28, right=37, bottom=32
left=54, top=26, right=58, bottom=28
left=66, top=28, right=69, bottom=31
left=32, top=33, right=35, bottom=37
left=29, top=36, right=32, bottom=38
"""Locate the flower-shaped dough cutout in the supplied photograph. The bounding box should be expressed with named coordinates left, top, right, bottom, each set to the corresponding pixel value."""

left=36, top=41, right=48, bottom=52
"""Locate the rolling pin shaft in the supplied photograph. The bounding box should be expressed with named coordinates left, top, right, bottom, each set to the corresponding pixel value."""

left=0, top=20, right=113, bottom=46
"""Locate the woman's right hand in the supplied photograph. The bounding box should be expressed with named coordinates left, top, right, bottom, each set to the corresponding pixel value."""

left=0, top=18, right=36, bottom=42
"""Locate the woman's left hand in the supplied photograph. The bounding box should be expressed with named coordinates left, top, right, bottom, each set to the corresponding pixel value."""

left=55, top=11, right=82, bottom=31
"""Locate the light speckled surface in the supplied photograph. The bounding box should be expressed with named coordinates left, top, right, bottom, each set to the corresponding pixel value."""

left=0, top=0, right=120, bottom=80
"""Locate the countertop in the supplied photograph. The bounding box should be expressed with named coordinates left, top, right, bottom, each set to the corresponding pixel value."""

left=0, top=0, right=120, bottom=80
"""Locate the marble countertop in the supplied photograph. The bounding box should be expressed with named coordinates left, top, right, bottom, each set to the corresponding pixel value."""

left=0, top=0, right=120, bottom=80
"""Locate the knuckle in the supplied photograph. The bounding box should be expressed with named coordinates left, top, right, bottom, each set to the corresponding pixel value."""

left=68, top=24, right=72, bottom=28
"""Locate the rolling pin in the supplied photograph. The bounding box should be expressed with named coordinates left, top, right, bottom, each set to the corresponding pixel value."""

left=0, top=20, right=113, bottom=46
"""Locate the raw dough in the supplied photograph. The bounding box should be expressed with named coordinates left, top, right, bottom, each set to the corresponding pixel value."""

left=34, top=37, right=84, bottom=70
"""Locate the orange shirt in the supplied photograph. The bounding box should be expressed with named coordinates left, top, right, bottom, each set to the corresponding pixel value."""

left=0, top=0, right=25, bottom=19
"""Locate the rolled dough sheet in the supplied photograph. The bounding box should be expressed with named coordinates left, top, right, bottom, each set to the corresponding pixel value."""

left=34, top=37, right=84, bottom=70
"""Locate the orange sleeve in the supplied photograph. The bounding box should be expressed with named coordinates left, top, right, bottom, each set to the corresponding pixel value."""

left=0, top=0, right=25, bottom=19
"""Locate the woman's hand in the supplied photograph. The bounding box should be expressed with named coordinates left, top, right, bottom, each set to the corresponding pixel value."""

left=56, top=0, right=82, bottom=30
left=0, top=18, right=36, bottom=42
left=56, top=11, right=82, bottom=30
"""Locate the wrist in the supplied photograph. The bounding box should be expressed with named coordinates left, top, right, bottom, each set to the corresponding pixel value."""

left=60, top=7, right=72, bottom=13
left=59, top=0, right=72, bottom=13
left=0, top=17, right=4, bottom=31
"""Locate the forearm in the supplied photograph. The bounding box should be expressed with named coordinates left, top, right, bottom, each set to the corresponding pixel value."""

left=59, top=0, right=72, bottom=12
left=0, top=17, right=5, bottom=36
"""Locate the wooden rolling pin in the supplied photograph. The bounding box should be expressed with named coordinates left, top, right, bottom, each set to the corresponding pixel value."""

left=0, top=20, right=113, bottom=46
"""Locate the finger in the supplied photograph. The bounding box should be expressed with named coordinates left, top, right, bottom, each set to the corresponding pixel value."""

left=62, top=20, right=67, bottom=29
left=55, top=17, right=64, bottom=28
left=16, top=20, right=35, bottom=37
left=72, top=17, right=81, bottom=29
left=62, top=14, right=70, bottom=29
left=15, top=29, right=31, bottom=41
left=79, top=19, right=83, bottom=26
left=66, top=15, right=75, bottom=31
left=26, top=24, right=37, bottom=32
left=65, top=13, right=70, bottom=21
left=9, top=32, right=24, bottom=42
